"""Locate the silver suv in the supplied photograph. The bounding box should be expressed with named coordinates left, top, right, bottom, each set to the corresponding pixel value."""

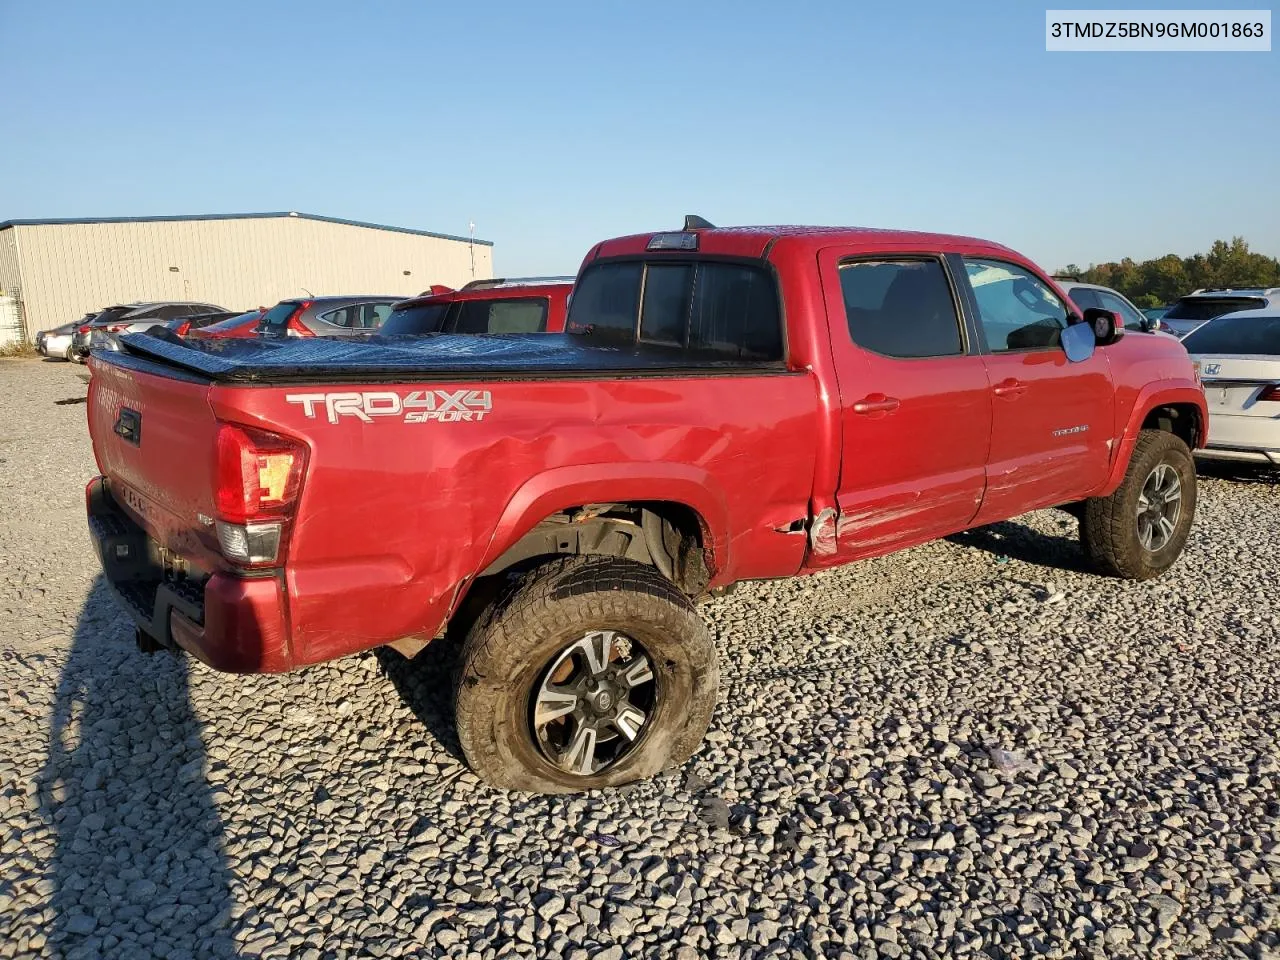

left=72, top=301, right=227, bottom=360
left=1053, top=280, right=1160, bottom=334
left=1158, top=288, right=1280, bottom=339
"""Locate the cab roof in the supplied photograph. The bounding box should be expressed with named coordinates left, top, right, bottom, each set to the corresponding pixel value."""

left=590, top=224, right=1021, bottom=262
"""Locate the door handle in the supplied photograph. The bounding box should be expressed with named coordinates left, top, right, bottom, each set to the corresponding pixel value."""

left=993, top=378, right=1027, bottom=398
left=852, top=394, right=901, bottom=414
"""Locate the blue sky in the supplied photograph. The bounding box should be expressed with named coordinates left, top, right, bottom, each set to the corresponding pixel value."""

left=1, top=1, right=1275, bottom=275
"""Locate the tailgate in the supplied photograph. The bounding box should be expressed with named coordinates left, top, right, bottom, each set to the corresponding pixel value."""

left=88, top=357, right=224, bottom=571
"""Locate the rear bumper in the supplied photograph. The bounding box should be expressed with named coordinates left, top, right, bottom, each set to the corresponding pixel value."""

left=86, top=476, right=295, bottom=673
left=1196, top=413, right=1280, bottom=465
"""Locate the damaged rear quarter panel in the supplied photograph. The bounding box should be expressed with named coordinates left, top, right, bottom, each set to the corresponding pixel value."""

left=214, top=372, right=822, bottom=666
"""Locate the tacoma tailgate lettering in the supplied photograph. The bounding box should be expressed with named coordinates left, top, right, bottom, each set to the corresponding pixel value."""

left=286, top=390, right=493, bottom=424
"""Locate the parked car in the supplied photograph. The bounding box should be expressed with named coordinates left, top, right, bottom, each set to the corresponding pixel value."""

left=85, top=218, right=1205, bottom=793
left=73, top=301, right=227, bottom=359
left=1183, top=308, right=1280, bottom=466
left=167, top=311, right=241, bottom=337
left=1056, top=280, right=1158, bottom=334
left=1158, top=288, right=1280, bottom=339
left=186, top=310, right=267, bottom=340
left=255, top=296, right=403, bottom=339
left=379, top=277, right=575, bottom=337
left=35, top=318, right=87, bottom=361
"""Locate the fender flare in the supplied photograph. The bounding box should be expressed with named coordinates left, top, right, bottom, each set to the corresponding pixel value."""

left=1103, top=380, right=1207, bottom=494
left=473, top=461, right=733, bottom=584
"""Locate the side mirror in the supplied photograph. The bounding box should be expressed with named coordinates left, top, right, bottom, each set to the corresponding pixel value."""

left=1061, top=319, right=1096, bottom=362
left=1082, top=307, right=1123, bottom=346
left=1138, top=317, right=1154, bottom=333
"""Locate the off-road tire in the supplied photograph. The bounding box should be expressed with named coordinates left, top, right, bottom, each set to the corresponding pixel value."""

left=455, top=555, right=719, bottom=793
left=1081, top=429, right=1196, bottom=579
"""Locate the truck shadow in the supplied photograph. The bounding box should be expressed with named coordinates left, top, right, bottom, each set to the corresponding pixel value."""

left=376, top=637, right=466, bottom=763
left=36, top=576, right=235, bottom=959
left=946, top=518, right=1090, bottom=573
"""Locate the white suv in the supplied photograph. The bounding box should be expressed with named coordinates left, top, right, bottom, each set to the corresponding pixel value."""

left=1158, top=288, right=1280, bottom=339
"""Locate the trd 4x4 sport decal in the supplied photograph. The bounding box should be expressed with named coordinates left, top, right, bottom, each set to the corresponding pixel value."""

left=285, top=390, right=492, bottom=424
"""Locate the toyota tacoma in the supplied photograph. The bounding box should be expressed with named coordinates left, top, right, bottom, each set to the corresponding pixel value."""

left=85, top=218, right=1207, bottom=793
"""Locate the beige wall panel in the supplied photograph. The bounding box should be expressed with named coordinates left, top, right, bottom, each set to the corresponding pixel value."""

left=6, top=216, right=495, bottom=335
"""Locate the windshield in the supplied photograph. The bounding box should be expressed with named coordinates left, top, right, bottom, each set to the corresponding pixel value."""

left=1182, top=314, right=1280, bottom=356
left=1165, top=297, right=1265, bottom=322
left=378, top=303, right=449, bottom=336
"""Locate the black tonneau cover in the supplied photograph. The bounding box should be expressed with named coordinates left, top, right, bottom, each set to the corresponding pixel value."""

left=114, top=330, right=786, bottom=384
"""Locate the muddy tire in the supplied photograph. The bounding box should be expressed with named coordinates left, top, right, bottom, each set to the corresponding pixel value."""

left=455, top=556, right=718, bottom=793
left=1081, top=429, right=1196, bottom=579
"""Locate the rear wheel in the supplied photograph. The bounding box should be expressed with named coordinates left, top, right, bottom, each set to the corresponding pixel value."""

left=455, top=556, right=718, bottom=793
left=1081, top=429, right=1196, bottom=579
left=63, top=345, right=74, bottom=362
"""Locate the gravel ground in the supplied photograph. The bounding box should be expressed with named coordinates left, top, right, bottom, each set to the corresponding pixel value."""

left=1, top=356, right=1278, bottom=960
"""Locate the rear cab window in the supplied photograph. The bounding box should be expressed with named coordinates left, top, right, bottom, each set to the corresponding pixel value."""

left=565, top=259, right=783, bottom=361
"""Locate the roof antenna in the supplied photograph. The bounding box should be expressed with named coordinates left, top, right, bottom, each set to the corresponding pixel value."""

left=300, top=287, right=314, bottom=297
left=683, top=214, right=715, bottom=230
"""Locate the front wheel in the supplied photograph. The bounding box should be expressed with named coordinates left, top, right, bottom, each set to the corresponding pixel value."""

left=1080, top=429, right=1197, bottom=579
left=455, top=556, right=719, bottom=793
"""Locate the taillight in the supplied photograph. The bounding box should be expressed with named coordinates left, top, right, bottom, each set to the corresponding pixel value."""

left=286, top=301, right=315, bottom=337
left=1259, top=385, right=1280, bottom=402
left=78, top=325, right=90, bottom=334
left=213, top=423, right=308, bottom=565
left=175, top=321, right=191, bottom=337
left=106, top=323, right=128, bottom=333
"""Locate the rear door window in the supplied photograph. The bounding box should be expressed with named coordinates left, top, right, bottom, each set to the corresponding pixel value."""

left=565, top=260, right=783, bottom=361
left=359, top=303, right=394, bottom=328
left=838, top=259, right=963, bottom=358
left=317, top=306, right=357, bottom=328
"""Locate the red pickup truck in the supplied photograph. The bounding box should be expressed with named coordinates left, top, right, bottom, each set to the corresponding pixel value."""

left=378, top=276, right=574, bottom=336
left=85, top=219, right=1206, bottom=793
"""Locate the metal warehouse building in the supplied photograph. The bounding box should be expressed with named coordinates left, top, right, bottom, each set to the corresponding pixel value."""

left=0, top=212, right=495, bottom=341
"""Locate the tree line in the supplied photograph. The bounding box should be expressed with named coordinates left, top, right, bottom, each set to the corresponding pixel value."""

left=1057, top=238, right=1280, bottom=308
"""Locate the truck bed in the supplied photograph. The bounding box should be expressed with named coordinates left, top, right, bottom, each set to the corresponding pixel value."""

left=116, top=330, right=786, bottom=383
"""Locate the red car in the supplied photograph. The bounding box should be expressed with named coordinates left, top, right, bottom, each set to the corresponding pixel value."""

left=85, top=218, right=1205, bottom=793
left=188, top=309, right=267, bottom=340
left=378, top=277, right=574, bottom=336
